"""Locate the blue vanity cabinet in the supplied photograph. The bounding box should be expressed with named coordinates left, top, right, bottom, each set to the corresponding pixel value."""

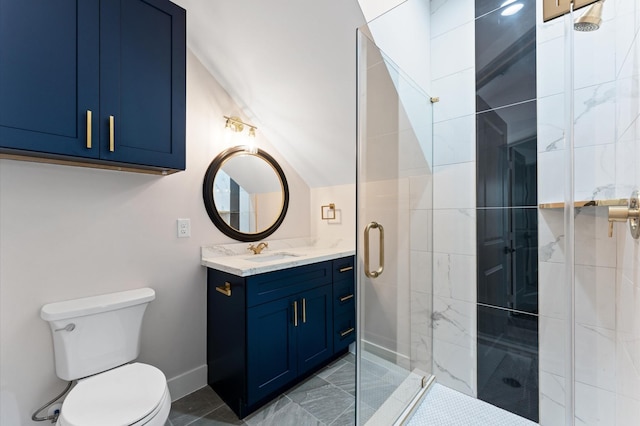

left=246, top=295, right=298, bottom=405
left=246, top=284, right=333, bottom=404
left=0, top=0, right=186, bottom=173
left=295, top=284, right=333, bottom=376
left=332, top=257, right=356, bottom=352
left=207, top=256, right=353, bottom=418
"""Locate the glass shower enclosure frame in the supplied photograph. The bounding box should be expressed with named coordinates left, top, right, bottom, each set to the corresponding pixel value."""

left=547, top=4, right=640, bottom=425
left=355, top=1, right=639, bottom=424
left=355, top=28, right=435, bottom=425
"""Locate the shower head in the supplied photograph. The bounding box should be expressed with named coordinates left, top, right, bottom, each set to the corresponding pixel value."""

left=574, top=1, right=604, bottom=32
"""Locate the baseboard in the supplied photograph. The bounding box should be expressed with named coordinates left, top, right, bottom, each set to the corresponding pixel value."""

left=166, top=364, right=208, bottom=401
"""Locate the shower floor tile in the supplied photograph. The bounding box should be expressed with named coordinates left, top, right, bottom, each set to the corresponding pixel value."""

left=407, top=383, right=538, bottom=426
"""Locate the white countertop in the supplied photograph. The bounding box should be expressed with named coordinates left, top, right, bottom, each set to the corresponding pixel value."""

left=201, top=238, right=355, bottom=277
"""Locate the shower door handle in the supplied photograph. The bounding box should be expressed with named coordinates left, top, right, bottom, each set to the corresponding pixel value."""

left=364, top=221, right=384, bottom=278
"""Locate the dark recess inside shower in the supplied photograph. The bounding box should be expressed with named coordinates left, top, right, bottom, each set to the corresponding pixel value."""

left=475, top=0, right=539, bottom=422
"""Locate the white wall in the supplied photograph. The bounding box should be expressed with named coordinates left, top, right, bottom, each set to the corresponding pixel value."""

left=365, top=0, right=432, bottom=94
left=0, top=50, right=310, bottom=425
left=310, top=184, right=356, bottom=245
left=358, top=0, right=407, bottom=23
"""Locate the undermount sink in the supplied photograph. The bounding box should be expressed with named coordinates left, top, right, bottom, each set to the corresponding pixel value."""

left=245, top=252, right=301, bottom=263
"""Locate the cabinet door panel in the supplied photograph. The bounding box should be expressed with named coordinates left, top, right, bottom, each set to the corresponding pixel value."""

left=298, top=285, right=333, bottom=375
left=247, top=297, right=297, bottom=405
left=0, top=0, right=99, bottom=156
left=100, top=0, right=185, bottom=170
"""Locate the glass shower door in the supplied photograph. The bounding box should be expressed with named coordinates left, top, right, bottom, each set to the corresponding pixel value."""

left=356, top=29, right=434, bottom=425
left=565, top=2, right=640, bottom=424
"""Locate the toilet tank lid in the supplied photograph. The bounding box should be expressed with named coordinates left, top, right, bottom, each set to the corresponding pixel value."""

left=41, top=288, right=155, bottom=321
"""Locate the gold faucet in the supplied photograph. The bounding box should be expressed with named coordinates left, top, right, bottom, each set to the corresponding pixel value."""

left=248, top=242, right=269, bottom=254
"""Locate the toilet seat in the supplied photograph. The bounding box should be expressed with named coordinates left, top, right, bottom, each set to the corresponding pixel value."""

left=57, top=363, right=169, bottom=426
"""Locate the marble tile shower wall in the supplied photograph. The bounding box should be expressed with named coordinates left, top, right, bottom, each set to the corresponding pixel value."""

left=395, top=61, right=435, bottom=375
left=430, top=0, right=478, bottom=398
left=431, top=0, right=639, bottom=424
left=613, top=7, right=640, bottom=424
left=536, top=0, right=640, bottom=425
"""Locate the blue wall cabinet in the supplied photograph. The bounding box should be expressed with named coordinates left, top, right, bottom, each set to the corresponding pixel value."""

left=0, top=0, right=100, bottom=159
left=0, top=0, right=186, bottom=174
left=207, top=256, right=354, bottom=418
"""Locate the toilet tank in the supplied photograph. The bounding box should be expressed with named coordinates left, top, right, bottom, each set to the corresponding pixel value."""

left=40, top=288, right=155, bottom=381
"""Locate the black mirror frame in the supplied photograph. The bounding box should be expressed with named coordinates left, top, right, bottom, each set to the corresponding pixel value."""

left=202, top=146, right=289, bottom=242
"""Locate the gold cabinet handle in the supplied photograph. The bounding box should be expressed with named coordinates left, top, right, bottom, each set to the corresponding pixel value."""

left=340, top=327, right=355, bottom=337
left=364, top=221, right=385, bottom=278
left=302, top=298, right=306, bottom=323
left=339, top=294, right=354, bottom=302
left=339, top=266, right=353, bottom=273
left=109, top=115, right=115, bottom=152
left=86, top=110, right=92, bottom=149
left=215, top=282, right=232, bottom=297
left=293, top=301, right=298, bottom=327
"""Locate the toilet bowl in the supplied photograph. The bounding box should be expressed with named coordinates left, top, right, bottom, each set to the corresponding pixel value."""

left=40, top=288, right=170, bottom=426
left=56, top=363, right=171, bottom=426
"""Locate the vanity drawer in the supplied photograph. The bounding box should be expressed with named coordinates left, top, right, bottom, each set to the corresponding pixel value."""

left=334, top=311, right=356, bottom=352
left=246, top=261, right=332, bottom=307
left=333, top=279, right=355, bottom=316
left=332, top=257, right=355, bottom=283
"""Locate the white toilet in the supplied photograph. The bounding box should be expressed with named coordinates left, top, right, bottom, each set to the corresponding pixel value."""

left=41, top=288, right=171, bottom=426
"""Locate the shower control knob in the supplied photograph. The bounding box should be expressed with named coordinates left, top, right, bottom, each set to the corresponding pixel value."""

left=607, top=190, right=640, bottom=239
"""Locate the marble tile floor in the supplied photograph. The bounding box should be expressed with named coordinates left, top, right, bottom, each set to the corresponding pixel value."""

left=166, top=352, right=538, bottom=426
left=165, top=353, right=536, bottom=426
left=166, top=353, right=366, bottom=426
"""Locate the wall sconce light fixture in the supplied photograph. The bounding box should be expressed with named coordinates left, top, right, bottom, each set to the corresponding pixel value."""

left=224, top=115, right=258, bottom=153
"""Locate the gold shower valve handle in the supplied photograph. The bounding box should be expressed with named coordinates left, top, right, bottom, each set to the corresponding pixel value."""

left=608, top=206, right=630, bottom=237
left=607, top=191, right=640, bottom=239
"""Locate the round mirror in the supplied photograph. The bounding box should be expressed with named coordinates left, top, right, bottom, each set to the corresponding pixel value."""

left=203, top=146, right=289, bottom=241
